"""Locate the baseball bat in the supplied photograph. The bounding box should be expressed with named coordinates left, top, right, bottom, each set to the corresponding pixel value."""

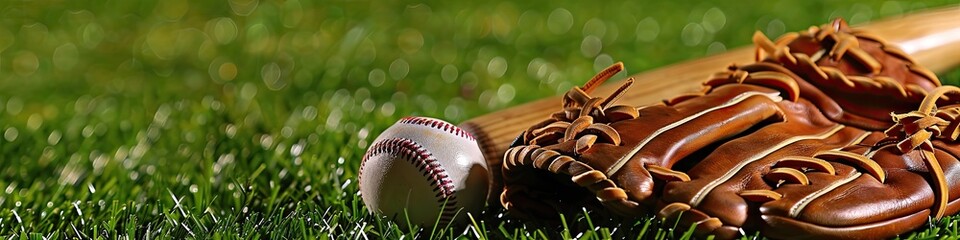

left=457, top=6, right=960, bottom=199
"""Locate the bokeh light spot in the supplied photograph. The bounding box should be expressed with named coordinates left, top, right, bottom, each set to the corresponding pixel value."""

left=397, top=29, right=424, bottom=54
left=262, top=62, right=287, bottom=90
left=765, top=19, right=786, bottom=38
left=849, top=4, right=874, bottom=24
left=356, top=38, right=377, bottom=65
left=53, top=43, right=79, bottom=71
left=583, top=18, right=607, bottom=37
left=219, top=62, right=238, bottom=81
left=441, top=65, right=458, bottom=83
left=491, top=3, right=517, bottom=42
left=4, top=127, right=18, bottom=142
left=27, top=114, right=43, bottom=131
left=81, top=23, right=104, bottom=49
left=13, top=51, right=39, bottom=77
left=211, top=18, right=238, bottom=44
left=879, top=1, right=904, bottom=16
left=547, top=8, right=574, bottom=34
left=47, top=131, right=61, bottom=145
left=240, top=82, right=258, bottom=100
left=389, top=59, right=409, bottom=80
left=702, top=8, right=727, bottom=33
left=444, top=104, right=462, bottom=121
left=635, top=17, right=660, bottom=42
left=380, top=103, right=396, bottom=116
left=245, top=23, right=271, bottom=54
left=581, top=36, right=602, bottom=57
left=20, top=23, right=48, bottom=46
left=593, top=54, right=615, bottom=73
left=707, top=42, right=727, bottom=55
left=229, top=0, right=259, bottom=16
left=487, top=57, right=508, bottom=78
left=156, top=0, right=189, bottom=21
left=368, top=69, right=386, bottom=87
left=282, top=0, right=304, bottom=27
left=6, top=98, right=23, bottom=115
left=497, top=84, right=516, bottom=103
left=302, top=106, right=318, bottom=120
left=681, top=23, right=705, bottom=46
left=146, top=24, right=178, bottom=59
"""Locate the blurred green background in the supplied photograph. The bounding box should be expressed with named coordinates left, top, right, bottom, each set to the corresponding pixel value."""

left=1, top=0, right=959, bottom=238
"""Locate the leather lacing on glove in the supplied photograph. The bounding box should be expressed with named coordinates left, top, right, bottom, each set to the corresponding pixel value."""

left=501, top=62, right=648, bottom=215
left=881, top=86, right=960, bottom=219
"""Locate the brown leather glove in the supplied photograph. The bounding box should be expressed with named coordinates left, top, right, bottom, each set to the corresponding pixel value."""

left=499, top=19, right=950, bottom=239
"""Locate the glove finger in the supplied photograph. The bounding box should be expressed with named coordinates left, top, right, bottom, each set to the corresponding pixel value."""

left=657, top=127, right=866, bottom=232
left=759, top=141, right=960, bottom=239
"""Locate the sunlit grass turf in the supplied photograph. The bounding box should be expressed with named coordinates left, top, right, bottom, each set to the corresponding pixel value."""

left=2, top=0, right=960, bottom=239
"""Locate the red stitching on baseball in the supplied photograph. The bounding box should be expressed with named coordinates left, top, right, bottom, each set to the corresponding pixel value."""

left=362, top=138, right=461, bottom=223
left=398, top=116, right=476, bottom=140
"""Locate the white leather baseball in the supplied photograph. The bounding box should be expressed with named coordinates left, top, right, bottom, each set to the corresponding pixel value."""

left=360, top=116, right=489, bottom=227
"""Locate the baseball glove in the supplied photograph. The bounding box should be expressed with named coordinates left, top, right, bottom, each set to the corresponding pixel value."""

left=500, top=19, right=954, bottom=239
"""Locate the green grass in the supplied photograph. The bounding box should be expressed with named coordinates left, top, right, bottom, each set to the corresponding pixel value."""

left=2, top=0, right=960, bottom=239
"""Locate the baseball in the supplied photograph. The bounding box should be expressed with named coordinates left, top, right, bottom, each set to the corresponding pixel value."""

left=360, top=116, right=490, bottom=227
